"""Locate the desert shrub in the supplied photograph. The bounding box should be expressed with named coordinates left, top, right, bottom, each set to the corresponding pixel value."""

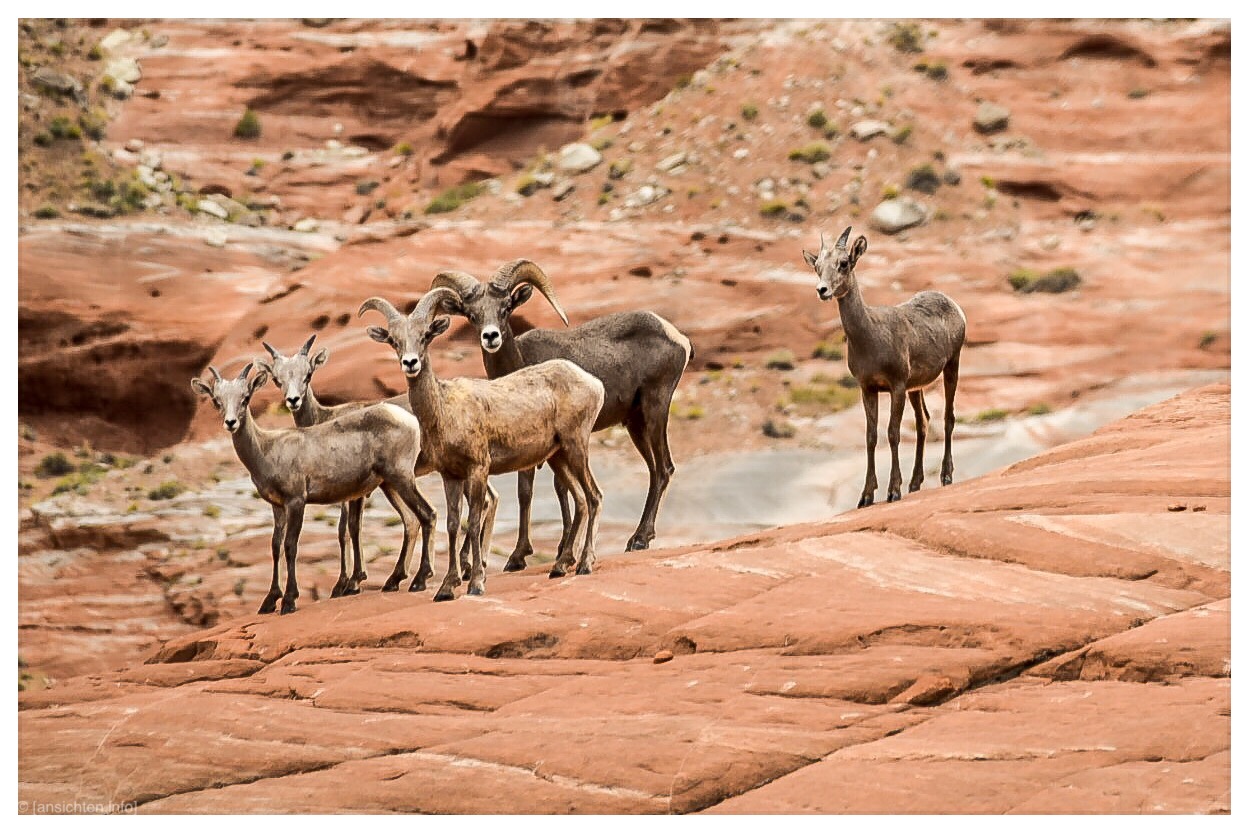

left=78, top=108, right=108, bottom=140
left=759, top=199, right=788, bottom=217
left=425, top=181, right=485, bottom=214
left=36, top=453, right=74, bottom=478
left=1008, top=267, right=1081, bottom=294
left=34, top=204, right=59, bottom=219
left=905, top=164, right=941, bottom=194
left=975, top=408, right=1009, bottom=422
left=1026, top=403, right=1052, bottom=416
left=148, top=481, right=185, bottom=500
left=887, top=22, right=925, bottom=53
left=806, top=109, right=829, bottom=130
left=741, top=103, right=759, bottom=121
left=764, top=350, right=797, bottom=371
left=762, top=418, right=796, bottom=439
left=788, top=142, right=831, bottom=163
left=233, top=108, right=262, bottom=139
left=393, top=141, right=413, bottom=155
left=48, top=116, right=81, bottom=141
left=812, top=341, right=843, bottom=361
left=891, top=125, right=913, bottom=145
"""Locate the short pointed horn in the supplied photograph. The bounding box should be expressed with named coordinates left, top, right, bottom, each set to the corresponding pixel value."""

left=358, top=296, right=402, bottom=323
left=414, top=287, right=462, bottom=320
left=237, top=362, right=254, bottom=380
left=261, top=341, right=280, bottom=359
left=431, top=270, right=482, bottom=302
left=300, top=334, right=316, bottom=355
left=492, top=259, right=569, bottom=326
left=208, top=366, right=222, bottom=383
left=836, top=226, right=852, bottom=249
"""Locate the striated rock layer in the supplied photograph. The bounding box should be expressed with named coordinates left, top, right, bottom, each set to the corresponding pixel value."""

left=19, top=384, right=1229, bottom=813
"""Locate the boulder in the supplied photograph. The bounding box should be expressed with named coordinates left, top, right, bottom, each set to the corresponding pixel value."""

left=871, top=197, right=927, bottom=234
left=293, top=218, right=320, bottom=233
left=556, top=143, right=602, bottom=174
left=99, top=28, right=132, bottom=52
left=851, top=120, right=891, bottom=141
left=196, top=200, right=228, bottom=220
left=31, top=68, right=82, bottom=98
left=105, top=58, right=142, bottom=85
left=974, top=101, right=1011, bottom=134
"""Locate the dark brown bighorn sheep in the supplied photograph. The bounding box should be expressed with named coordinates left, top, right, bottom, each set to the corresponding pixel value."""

left=191, top=363, right=432, bottom=614
left=431, top=259, right=692, bottom=565
left=256, top=335, right=428, bottom=595
left=359, top=289, right=606, bottom=601
left=803, top=226, right=965, bottom=506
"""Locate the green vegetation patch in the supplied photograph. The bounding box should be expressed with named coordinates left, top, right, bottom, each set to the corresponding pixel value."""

left=1007, top=267, right=1082, bottom=294
left=425, top=181, right=485, bottom=214
left=788, top=142, right=832, bottom=164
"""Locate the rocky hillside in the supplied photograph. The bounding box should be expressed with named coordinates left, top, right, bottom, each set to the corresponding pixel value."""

left=19, top=384, right=1230, bottom=812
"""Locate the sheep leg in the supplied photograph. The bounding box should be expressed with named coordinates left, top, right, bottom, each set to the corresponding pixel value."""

left=408, top=484, right=438, bottom=593
left=504, top=468, right=536, bottom=571
left=481, top=483, right=498, bottom=572
left=941, top=356, right=959, bottom=486
left=886, top=385, right=907, bottom=502
left=343, top=498, right=365, bottom=594
left=378, top=484, right=413, bottom=591
left=549, top=461, right=581, bottom=578
left=259, top=503, right=285, bottom=614
left=280, top=499, right=305, bottom=615
left=435, top=478, right=465, bottom=602
left=566, top=445, right=602, bottom=576
left=624, top=408, right=661, bottom=551
left=465, top=472, right=490, bottom=596
left=331, top=502, right=351, bottom=598
left=908, top=390, right=929, bottom=493
left=858, top=388, right=879, bottom=508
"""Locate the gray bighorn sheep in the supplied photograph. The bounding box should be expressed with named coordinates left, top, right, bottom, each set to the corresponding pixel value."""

left=431, top=260, right=692, bottom=565
left=255, top=335, right=495, bottom=594
left=803, top=226, right=965, bottom=506
left=359, top=289, right=605, bottom=601
left=190, top=363, right=433, bottom=614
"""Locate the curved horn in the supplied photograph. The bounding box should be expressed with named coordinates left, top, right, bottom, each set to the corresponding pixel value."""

left=236, top=362, right=254, bottom=380
left=358, top=296, right=402, bottom=322
left=835, top=226, right=852, bottom=249
left=414, top=287, right=462, bottom=320
left=491, top=259, right=569, bottom=326
left=261, top=341, right=280, bottom=359
left=208, top=365, right=223, bottom=383
left=431, top=270, right=482, bottom=301
left=300, top=334, right=316, bottom=355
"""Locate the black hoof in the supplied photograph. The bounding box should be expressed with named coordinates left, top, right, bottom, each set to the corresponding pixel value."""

left=908, top=482, right=922, bottom=494
left=549, top=565, right=568, bottom=579
left=408, top=577, right=427, bottom=592
left=626, top=537, right=650, bottom=552
left=433, top=588, right=456, bottom=602
left=382, top=576, right=403, bottom=592
left=330, top=584, right=345, bottom=599
left=503, top=558, right=526, bottom=573
left=887, top=492, right=902, bottom=503
left=467, top=585, right=484, bottom=596
left=280, top=599, right=297, bottom=615
left=575, top=562, right=593, bottom=576
left=258, top=596, right=279, bottom=615
left=857, top=496, right=874, bottom=509
left=342, top=584, right=361, bottom=596
left=941, top=474, right=953, bottom=486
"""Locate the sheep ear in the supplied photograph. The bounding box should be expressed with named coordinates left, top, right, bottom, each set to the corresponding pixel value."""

left=850, top=235, right=868, bottom=265
left=510, top=284, right=533, bottom=308
left=366, top=326, right=390, bottom=343
left=190, top=378, right=214, bottom=399
left=802, top=249, right=818, bottom=269
left=255, top=358, right=274, bottom=376
left=248, top=369, right=270, bottom=394
left=429, top=317, right=452, bottom=338
left=311, top=348, right=329, bottom=369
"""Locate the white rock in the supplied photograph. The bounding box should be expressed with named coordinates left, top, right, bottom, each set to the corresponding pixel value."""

left=552, top=181, right=575, bottom=201
left=656, top=151, right=688, bottom=173
left=626, top=184, right=669, bottom=208
left=197, top=199, right=228, bottom=220
left=333, top=123, right=344, bottom=134
left=99, top=28, right=131, bottom=51
left=556, top=142, right=602, bottom=174
left=870, top=197, right=927, bottom=234
left=973, top=101, right=1011, bottom=134
left=1041, top=234, right=1061, bottom=251
left=325, top=139, right=343, bottom=150
left=532, top=171, right=555, bottom=187
left=139, top=150, right=162, bottom=170
left=293, top=218, right=320, bottom=232
left=105, top=58, right=141, bottom=84
left=204, top=230, right=228, bottom=248
left=851, top=120, right=891, bottom=141
left=109, top=79, right=134, bottom=100
left=125, top=138, right=144, bottom=153
left=733, top=148, right=749, bottom=160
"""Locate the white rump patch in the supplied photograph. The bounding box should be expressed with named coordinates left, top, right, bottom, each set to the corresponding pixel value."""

left=381, top=402, right=422, bottom=436
left=649, top=312, right=693, bottom=367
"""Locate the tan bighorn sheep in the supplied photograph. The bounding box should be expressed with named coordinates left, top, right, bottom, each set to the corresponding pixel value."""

left=255, top=335, right=495, bottom=594
left=431, top=260, right=692, bottom=566
left=803, top=226, right=965, bottom=506
left=191, top=363, right=434, bottom=614
left=359, top=289, right=605, bottom=601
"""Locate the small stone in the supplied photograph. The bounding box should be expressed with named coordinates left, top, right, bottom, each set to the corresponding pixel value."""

left=139, top=150, right=163, bottom=170
left=892, top=674, right=964, bottom=706
left=149, top=34, right=169, bottom=48
left=204, top=230, right=228, bottom=248
left=974, top=101, right=1011, bottom=134
left=552, top=181, right=575, bottom=201
left=532, top=171, right=555, bottom=188
left=105, top=57, right=142, bottom=84
left=656, top=151, right=688, bottom=173
left=1193, top=505, right=1207, bottom=512
left=733, top=148, right=749, bottom=160
left=851, top=119, right=890, bottom=141
left=1167, top=503, right=1187, bottom=512
left=653, top=650, right=674, bottom=664
left=109, top=79, right=134, bottom=100
left=811, top=161, right=831, bottom=179
left=1040, top=234, right=1061, bottom=251
left=99, top=28, right=132, bottom=51
left=556, top=142, right=602, bottom=174
left=125, top=138, right=145, bottom=153
left=293, top=217, right=320, bottom=233
left=871, top=197, right=927, bottom=234
left=196, top=199, right=228, bottom=220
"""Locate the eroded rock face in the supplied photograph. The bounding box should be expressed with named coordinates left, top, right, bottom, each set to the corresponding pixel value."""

left=18, top=385, right=1230, bottom=813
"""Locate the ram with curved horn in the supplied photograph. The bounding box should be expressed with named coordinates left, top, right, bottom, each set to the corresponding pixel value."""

left=361, top=288, right=605, bottom=601
left=802, top=226, right=966, bottom=506
left=430, top=258, right=691, bottom=565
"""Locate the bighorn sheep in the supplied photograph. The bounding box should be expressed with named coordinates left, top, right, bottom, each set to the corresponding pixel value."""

left=190, top=363, right=434, bottom=614
left=359, top=289, right=605, bottom=601
left=803, top=226, right=965, bottom=506
left=431, top=259, right=692, bottom=565
left=255, top=335, right=495, bottom=594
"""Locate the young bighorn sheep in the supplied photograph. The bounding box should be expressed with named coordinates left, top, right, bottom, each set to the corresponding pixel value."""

left=803, top=226, right=965, bottom=506
left=360, top=289, right=605, bottom=601
left=190, top=363, right=433, bottom=614
left=431, top=259, right=692, bottom=565
left=256, top=335, right=495, bottom=594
